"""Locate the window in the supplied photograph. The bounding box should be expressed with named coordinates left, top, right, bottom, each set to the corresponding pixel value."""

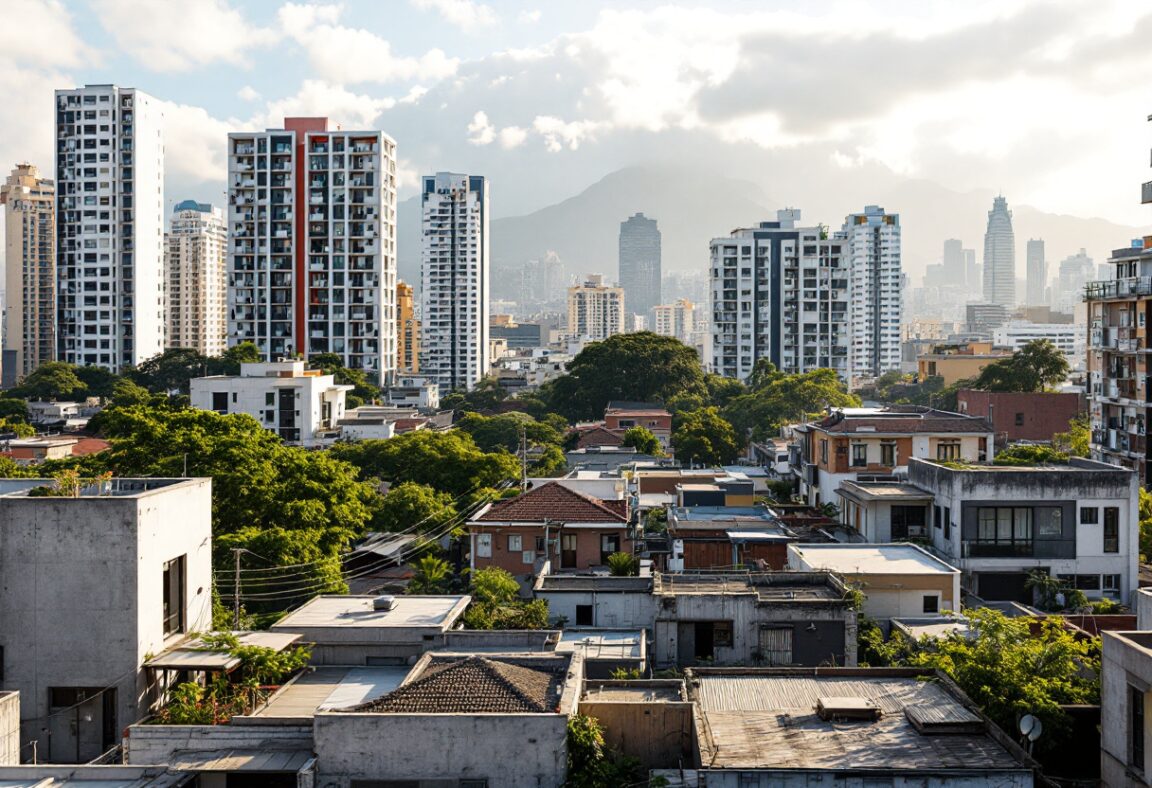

left=713, top=620, right=733, bottom=647
left=535, top=536, right=546, bottom=553
left=943, top=506, right=952, bottom=541
left=890, top=505, right=926, bottom=540
left=880, top=443, right=896, bottom=466
left=933, top=505, right=942, bottom=529
left=475, top=533, right=492, bottom=558
left=820, top=439, right=828, bottom=464
left=507, top=534, right=522, bottom=552
left=210, top=391, right=228, bottom=414
left=575, top=605, right=594, bottom=625
left=1104, top=507, right=1120, bottom=553
left=1014, top=412, right=1025, bottom=426
left=936, top=441, right=961, bottom=460
left=265, top=392, right=275, bottom=406
left=162, top=556, right=186, bottom=637
left=1105, top=574, right=1122, bottom=591
left=922, top=595, right=939, bottom=614
left=1080, top=507, right=1100, bottom=524
left=851, top=443, right=867, bottom=467
left=974, top=507, right=1034, bottom=555
left=521, top=550, right=535, bottom=565
left=1133, top=685, right=1146, bottom=771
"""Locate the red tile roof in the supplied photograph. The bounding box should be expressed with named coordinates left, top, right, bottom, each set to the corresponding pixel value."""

left=575, top=425, right=624, bottom=449
left=476, top=481, right=628, bottom=523
left=71, top=437, right=110, bottom=456
left=812, top=407, right=993, bottom=435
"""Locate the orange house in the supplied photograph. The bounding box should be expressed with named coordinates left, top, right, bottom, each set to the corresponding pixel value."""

left=467, top=482, right=633, bottom=580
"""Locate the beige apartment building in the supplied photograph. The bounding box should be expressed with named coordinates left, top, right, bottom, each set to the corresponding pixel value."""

left=0, top=164, right=55, bottom=384
left=652, top=298, right=696, bottom=344
left=165, top=200, right=226, bottom=355
left=397, top=280, right=419, bottom=374
left=567, top=273, right=624, bottom=341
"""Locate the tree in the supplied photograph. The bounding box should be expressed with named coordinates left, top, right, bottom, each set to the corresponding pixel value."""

left=440, top=375, right=508, bottom=413
left=706, top=373, right=746, bottom=409
left=214, top=342, right=262, bottom=374
left=461, top=567, right=549, bottom=629
left=373, top=482, right=458, bottom=533
left=722, top=364, right=860, bottom=441
left=541, top=332, right=707, bottom=420
left=109, top=377, right=155, bottom=408
left=1052, top=413, right=1090, bottom=457
left=330, top=430, right=521, bottom=496
left=8, top=362, right=85, bottom=401
left=620, top=426, right=661, bottom=455
left=0, top=398, right=28, bottom=423
left=672, top=407, right=741, bottom=466
left=1139, top=488, right=1152, bottom=562
left=308, top=353, right=380, bottom=408
left=128, top=348, right=211, bottom=394
left=456, top=411, right=564, bottom=454
left=74, top=365, right=120, bottom=399
left=529, top=445, right=568, bottom=477
left=606, top=552, right=639, bottom=576
left=0, top=417, right=33, bottom=437
left=969, top=339, right=1070, bottom=392
left=407, top=555, right=453, bottom=594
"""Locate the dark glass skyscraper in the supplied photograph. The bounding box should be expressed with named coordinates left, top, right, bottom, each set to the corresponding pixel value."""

left=618, top=212, right=661, bottom=323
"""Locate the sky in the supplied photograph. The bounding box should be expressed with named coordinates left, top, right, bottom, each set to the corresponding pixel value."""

left=6, top=0, right=1152, bottom=225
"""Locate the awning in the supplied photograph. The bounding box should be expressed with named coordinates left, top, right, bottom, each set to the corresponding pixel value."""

left=169, top=749, right=314, bottom=773
left=145, top=631, right=302, bottom=671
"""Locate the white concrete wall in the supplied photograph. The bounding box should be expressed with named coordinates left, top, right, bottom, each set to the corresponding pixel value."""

left=534, top=590, right=660, bottom=630
left=130, top=88, right=165, bottom=365
left=0, top=693, right=18, bottom=765
left=190, top=373, right=346, bottom=446
left=313, top=713, right=567, bottom=788
left=1137, top=589, right=1152, bottom=631
left=124, top=722, right=313, bottom=765
left=1102, top=633, right=1152, bottom=787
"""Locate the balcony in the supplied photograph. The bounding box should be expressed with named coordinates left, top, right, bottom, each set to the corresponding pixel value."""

left=1085, top=277, right=1152, bottom=301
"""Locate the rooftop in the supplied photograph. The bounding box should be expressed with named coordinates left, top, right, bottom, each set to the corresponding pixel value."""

left=891, top=617, right=974, bottom=642
left=555, top=629, right=644, bottom=661
left=811, top=406, right=993, bottom=435
left=473, top=481, right=628, bottom=523
left=343, top=655, right=567, bottom=714
left=691, top=670, right=1028, bottom=773
left=654, top=571, right=844, bottom=602
left=0, top=767, right=189, bottom=787
left=911, top=456, right=1132, bottom=474
left=271, top=595, right=470, bottom=632
left=789, top=543, right=959, bottom=576
left=255, top=665, right=410, bottom=718
left=0, top=477, right=203, bottom=499
left=534, top=575, right=653, bottom=593
left=836, top=481, right=933, bottom=503
left=146, top=631, right=302, bottom=672
left=583, top=679, right=685, bottom=703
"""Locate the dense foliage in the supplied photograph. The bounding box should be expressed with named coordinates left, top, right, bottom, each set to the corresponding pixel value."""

left=619, top=426, right=661, bottom=455
left=967, top=339, right=1070, bottom=392
left=722, top=362, right=860, bottom=442
left=460, top=567, right=549, bottom=629
left=672, top=406, right=741, bottom=466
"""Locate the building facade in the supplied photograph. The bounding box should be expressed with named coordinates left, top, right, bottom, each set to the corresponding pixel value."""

left=983, top=195, right=1016, bottom=308
left=227, top=117, right=397, bottom=378
left=567, top=274, right=624, bottom=341
left=652, top=298, right=696, bottom=345
left=396, top=280, right=418, bottom=374
left=165, top=200, right=226, bottom=355
left=189, top=359, right=351, bottom=446
left=842, top=205, right=902, bottom=385
left=1, top=164, right=55, bottom=384
left=55, top=84, right=165, bottom=371
left=992, top=320, right=1086, bottom=369
left=1026, top=238, right=1047, bottom=306
left=420, top=172, right=489, bottom=392
left=618, top=212, right=661, bottom=322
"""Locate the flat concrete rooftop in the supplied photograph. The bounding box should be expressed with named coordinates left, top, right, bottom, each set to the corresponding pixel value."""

left=790, top=543, right=959, bottom=576
left=272, top=594, right=470, bottom=631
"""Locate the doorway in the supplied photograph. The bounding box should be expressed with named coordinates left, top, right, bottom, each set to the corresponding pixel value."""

left=560, top=534, right=578, bottom=568
left=47, top=687, right=116, bottom=763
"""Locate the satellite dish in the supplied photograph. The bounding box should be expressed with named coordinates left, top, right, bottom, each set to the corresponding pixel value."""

left=1019, top=714, right=1043, bottom=741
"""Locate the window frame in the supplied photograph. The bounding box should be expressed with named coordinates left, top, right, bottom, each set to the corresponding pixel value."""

left=850, top=443, right=868, bottom=468
left=162, top=555, right=186, bottom=638
left=1104, top=506, right=1120, bottom=553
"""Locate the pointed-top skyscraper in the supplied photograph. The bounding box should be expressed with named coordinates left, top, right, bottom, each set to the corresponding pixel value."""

left=982, top=196, right=1016, bottom=307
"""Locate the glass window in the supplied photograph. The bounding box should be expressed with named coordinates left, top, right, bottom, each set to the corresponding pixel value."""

left=1080, top=507, right=1099, bottom=524
left=1036, top=507, right=1062, bottom=539
left=713, top=621, right=733, bottom=647
left=851, top=444, right=867, bottom=467
left=820, top=439, right=828, bottom=464
left=1132, top=685, right=1146, bottom=771
left=937, top=441, right=960, bottom=460
left=1104, top=507, right=1120, bottom=553
left=508, top=534, right=522, bottom=552
left=162, top=556, right=186, bottom=637
left=922, top=595, right=939, bottom=614
left=880, top=443, right=896, bottom=466
left=475, top=533, right=492, bottom=558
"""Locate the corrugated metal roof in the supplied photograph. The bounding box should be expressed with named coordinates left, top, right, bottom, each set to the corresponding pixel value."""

left=169, top=749, right=313, bottom=772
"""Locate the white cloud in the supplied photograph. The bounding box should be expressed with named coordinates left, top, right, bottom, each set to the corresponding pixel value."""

left=0, top=0, right=94, bottom=68
left=91, top=0, right=277, bottom=71
left=258, top=80, right=397, bottom=129
left=532, top=116, right=600, bottom=152
left=466, top=110, right=495, bottom=145
left=518, top=9, right=541, bottom=24
left=278, top=3, right=459, bottom=83
left=157, top=101, right=236, bottom=189
left=237, top=86, right=261, bottom=101
left=498, top=126, right=528, bottom=149
left=411, top=0, right=496, bottom=31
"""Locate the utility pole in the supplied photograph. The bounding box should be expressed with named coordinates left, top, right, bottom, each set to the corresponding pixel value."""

left=520, top=424, right=528, bottom=491
left=232, top=548, right=242, bottom=630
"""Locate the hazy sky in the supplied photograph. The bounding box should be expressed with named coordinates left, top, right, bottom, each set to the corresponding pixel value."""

left=7, top=0, right=1152, bottom=224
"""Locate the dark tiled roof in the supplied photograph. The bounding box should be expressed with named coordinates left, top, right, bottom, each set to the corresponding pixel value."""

left=348, top=657, right=562, bottom=713
left=575, top=426, right=625, bottom=449
left=606, top=400, right=665, bottom=412
left=476, top=481, right=628, bottom=523
left=813, top=407, right=993, bottom=435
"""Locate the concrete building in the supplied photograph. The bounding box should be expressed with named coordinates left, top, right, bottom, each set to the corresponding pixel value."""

left=993, top=320, right=1086, bottom=369
left=842, top=205, right=902, bottom=385
left=787, top=542, right=961, bottom=621
left=189, top=359, right=351, bottom=446
left=228, top=117, right=397, bottom=378
left=836, top=480, right=935, bottom=542
left=710, top=210, right=850, bottom=383
left=566, top=274, right=624, bottom=341
left=420, top=172, right=489, bottom=392
left=983, top=195, right=1016, bottom=308
left=1, top=164, right=55, bottom=385
left=55, top=84, right=165, bottom=371
left=0, top=692, right=16, bottom=765
left=957, top=389, right=1083, bottom=444
left=164, top=200, right=226, bottom=355
left=0, top=477, right=212, bottom=762
left=382, top=374, right=439, bottom=410
left=942, top=238, right=967, bottom=288
left=688, top=668, right=1036, bottom=786
left=604, top=402, right=672, bottom=449
left=917, top=340, right=1013, bottom=385
left=1102, top=630, right=1152, bottom=786
left=1054, top=248, right=1096, bottom=313
left=966, top=302, right=1011, bottom=335
left=618, top=212, right=661, bottom=322
left=909, top=456, right=1138, bottom=603
left=652, top=298, right=696, bottom=345
left=1025, top=238, right=1047, bottom=307
left=790, top=406, right=995, bottom=507
left=395, top=280, right=418, bottom=374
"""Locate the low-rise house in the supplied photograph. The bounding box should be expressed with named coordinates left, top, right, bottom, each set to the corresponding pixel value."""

left=189, top=360, right=351, bottom=447
left=382, top=375, right=440, bottom=410
left=791, top=406, right=995, bottom=507
left=0, top=436, right=111, bottom=466
left=467, top=481, right=633, bottom=578
left=836, top=480, right=934, bottom=541
left=565, top=446, right=665, bottom=472
left=0, top=766, right=192, bottom=786
left=0, top=478, right=213, bottom=762
left=1101, top=630, right=1152, bottom=785
left=917, top=339, right=1014, bottom=385
left=688, top=668, right=1037, bottom=786
left=313, top=652, right=582, bottom=788
left=604, top=402, right=673, bottom=449
left=270, top=595, right=471, bottom=666
left=675, top=476, right=755, bottom=507
left=957, top=389, right=1083, bottom=445
left=532, top=575, right=658, bottom=629
left=787, top=543, right=962, bottom=620
left=25, top=400, right=100, bottom=430
left=667, top=506, right=792, bottom=571
left=336, top=406, right=398, bottom=441
left=911, top=456, right=1139, bottom=603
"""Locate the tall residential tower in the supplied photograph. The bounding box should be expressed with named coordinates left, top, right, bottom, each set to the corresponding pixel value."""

left=842, top=205, right=902, bottom=385
left=165, top=200, right=227, bottom=355
left=567, top=274, right=624, bottom=341
left=227, top=117, right=397, bottom=378
left=420, top=172, right=489, bottom=392
left=1, top=164, right=55, bottom=384
left=1026, top=238, right=1047, bottom=306
left=618, top=212, right=661, bottom=323
left=982, top=196, right=1016, bottom=307
left=55, top=84, right=164, bottom=371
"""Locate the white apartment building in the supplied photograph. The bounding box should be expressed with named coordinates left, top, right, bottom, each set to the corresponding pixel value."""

left=55, top=84, right=165, bottom=372
left=993, top=320, right=1087, bottom=370
left=652, top=298, right=696, bottom=345
left=420, top=172, right=489, bottom=392
left=841, top=205, right=902, bottom=386
left=709, top=209, right=850, bottom=382
left=189, top=359, right=351, bottom=446
left=165, top=200, right=226, bottom=355
left=227, top=117, right=397, bottom=378
left=1, top=164, right=55, bottom=385
left=567, top=274, right=624, bottom=341
left=0, top=477, right=212, bottom=762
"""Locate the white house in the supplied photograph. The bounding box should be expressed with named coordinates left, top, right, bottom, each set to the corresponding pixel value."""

left=0, top=477, right=212, bottom=762
left=190, top=360, right=351, bottom=447
left=1101, top=630, right=1152, bottom=786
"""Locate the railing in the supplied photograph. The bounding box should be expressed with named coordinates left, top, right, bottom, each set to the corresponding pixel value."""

left=1085, top=277, right=1152, bottom=301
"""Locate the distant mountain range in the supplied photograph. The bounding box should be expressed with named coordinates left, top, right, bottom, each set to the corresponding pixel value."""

left=397, top=164, right=1146, bottom=292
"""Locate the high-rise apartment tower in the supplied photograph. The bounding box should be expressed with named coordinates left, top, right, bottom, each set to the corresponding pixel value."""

left=982, top=196, right=1016, bottom=307
left=1026, top=238, right=1047, bottom=306
left=396, top=280, right=419, bottom=374
left=619, top=213, right=661, bottom=322
left=55, top=84, right=165, bottom=371
left=165, top=200, right=227, bottom=355
left=567, top=274, right=624, bottom=341
left=842, top=205, right=902, bottom=385
left=1, top=164, right=55, bottom=384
